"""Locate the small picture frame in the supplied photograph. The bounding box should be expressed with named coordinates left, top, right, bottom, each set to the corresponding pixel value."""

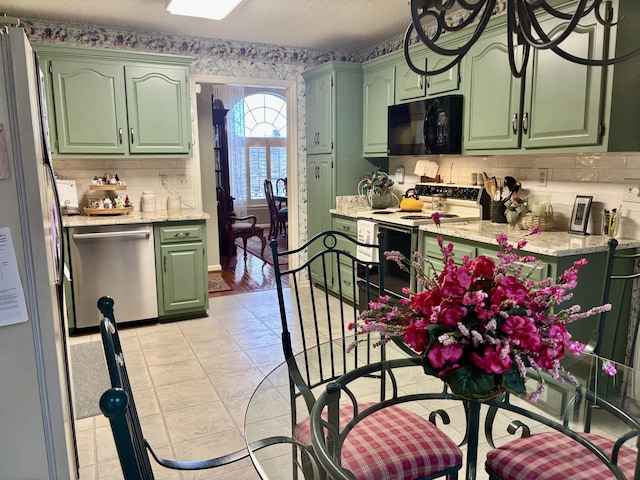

left=569, top=195, right=593, bottom=235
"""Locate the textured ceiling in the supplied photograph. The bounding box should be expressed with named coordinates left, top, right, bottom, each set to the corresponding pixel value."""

left=0, top=0, right=412, bottom=53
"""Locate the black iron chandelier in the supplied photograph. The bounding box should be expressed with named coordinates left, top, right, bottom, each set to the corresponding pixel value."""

left=404, top=0, right=640, bottom=78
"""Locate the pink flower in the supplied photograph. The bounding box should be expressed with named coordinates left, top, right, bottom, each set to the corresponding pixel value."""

left=427, top=342, right=464, bottom=368
left=472, top=346, right=512, bottom=374
left=501, top=315, right=541, bottom=351
left=602, top=361, right=617, bottom=376
left=431, top=211, right=441, bottom=226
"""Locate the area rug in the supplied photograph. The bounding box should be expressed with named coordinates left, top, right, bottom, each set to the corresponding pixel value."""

left=208, top=272, right=232, bottom=293
left=70, top=341, right=110, bottom=419
left=235, top=233, right=288, bottom=266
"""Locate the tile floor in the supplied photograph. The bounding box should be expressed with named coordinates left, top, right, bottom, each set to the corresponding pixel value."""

left=70, top=289, right=631, bottom=480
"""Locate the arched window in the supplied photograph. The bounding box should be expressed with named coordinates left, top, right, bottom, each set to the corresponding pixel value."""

left=231, top=92, right=287, bottom=204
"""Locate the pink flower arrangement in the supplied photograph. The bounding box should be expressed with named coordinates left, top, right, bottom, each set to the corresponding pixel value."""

left=351, top=230, right=613, bottom=400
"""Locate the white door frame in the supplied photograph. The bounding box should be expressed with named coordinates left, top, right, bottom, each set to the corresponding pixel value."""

left=190, top=74, right=298, bottom=270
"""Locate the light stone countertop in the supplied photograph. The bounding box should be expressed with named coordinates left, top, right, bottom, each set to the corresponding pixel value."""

left=62, top=210, right=209, bottom=228
left=419, top=221, right=640, bottom=257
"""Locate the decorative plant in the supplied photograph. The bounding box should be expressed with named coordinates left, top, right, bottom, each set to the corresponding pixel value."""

left=359, top=169, right=394, bottom=195
left=350, top=229, right=613, bottom=401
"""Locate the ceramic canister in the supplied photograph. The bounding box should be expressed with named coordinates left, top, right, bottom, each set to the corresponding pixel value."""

left=167, top=193, right=181, bottom=213
left=142, top=189, right=156, bottom=212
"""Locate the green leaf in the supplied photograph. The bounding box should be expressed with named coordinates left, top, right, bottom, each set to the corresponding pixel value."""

left=503, top=366, right=526, bottom=395
left=443, top=365, right=497, bottom=397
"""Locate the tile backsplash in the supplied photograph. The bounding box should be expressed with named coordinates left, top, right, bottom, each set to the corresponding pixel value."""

left=54, top=157, right=197, bottom=213
left=389, top=153, right=640, bottom=240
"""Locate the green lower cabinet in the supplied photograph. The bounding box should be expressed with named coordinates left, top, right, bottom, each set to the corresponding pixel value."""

left=330, top=215, right=358, bottom=303
left=420, top=231, right=633, bottom=363
left=154, top=221, right=207, bottom=320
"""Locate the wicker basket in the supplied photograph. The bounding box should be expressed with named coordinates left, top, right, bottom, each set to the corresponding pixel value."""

left=516, top=206, right=554, bottom=231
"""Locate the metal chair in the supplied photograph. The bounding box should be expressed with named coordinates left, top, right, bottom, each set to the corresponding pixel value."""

left=271, top=231, right=463, bottom=480
left=216, top=186, right=266, bottom=267
left=264, top=179, right=288, bottom=239
left=97, top=296, right=303, bottom=479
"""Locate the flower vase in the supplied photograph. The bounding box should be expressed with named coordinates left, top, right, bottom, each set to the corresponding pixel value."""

left=368, top=190, right=393, bottom=209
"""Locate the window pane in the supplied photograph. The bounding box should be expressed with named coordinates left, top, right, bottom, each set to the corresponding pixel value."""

left=249, top=146, right=267, bottom=200
left=243, top=93, right=287, bottom=138
left=270, top=147, right=287, bottom=180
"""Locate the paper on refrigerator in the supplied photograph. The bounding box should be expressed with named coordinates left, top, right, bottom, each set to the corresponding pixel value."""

left=0, top=227, right=28, bottom=325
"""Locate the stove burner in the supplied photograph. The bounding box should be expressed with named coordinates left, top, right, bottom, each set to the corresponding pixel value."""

left=371, top=211, right=393, bottom=214
left=401, top=215, right=429, bottom=220
left=438, top=213, right=459, bottom=218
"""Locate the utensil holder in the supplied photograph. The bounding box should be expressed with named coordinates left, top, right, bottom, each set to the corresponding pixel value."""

left=490, top=200, right=507, bottom=223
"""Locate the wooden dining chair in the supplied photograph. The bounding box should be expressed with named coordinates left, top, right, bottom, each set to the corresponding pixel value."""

left=96, top=296, right=307, bottom=479
left=270, top=231, right=463, bottom=480
left=264, top=179, right=288, bottom=239
left=216, top=186, right=266, bottom=267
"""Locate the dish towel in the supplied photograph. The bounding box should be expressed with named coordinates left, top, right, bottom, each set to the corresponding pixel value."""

left=356, top=219, right=379, bottom=263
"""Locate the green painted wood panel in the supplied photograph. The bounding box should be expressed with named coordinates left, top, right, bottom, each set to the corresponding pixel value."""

left=426, top=55, right=460, bottom=97
left=307, top=155, right=333, bottom=284
left=396, top=55, right=426, bottom=103
left=362, top=64, right=394, bottom=156
left=50, top=60, right=127, bottom=154
left=125, top=65, right=191, bottom=154
left=522, top=16, right=604, bottom=148
left=463, top=33, right=523, bottom=151
left=159, top=242, right=206, bottom=313
left=304, top=72, right=333, bottom=155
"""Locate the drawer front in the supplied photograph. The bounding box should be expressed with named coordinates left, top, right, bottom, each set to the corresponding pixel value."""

left=335, top=235, right=357, bottom=266
left=335, top=263, right=357, bottom=302
left=476, top=247, right=550, bottom=282
left=333, top=216, right=356, bottom=237
left=158, top=223, right=203, bottom=243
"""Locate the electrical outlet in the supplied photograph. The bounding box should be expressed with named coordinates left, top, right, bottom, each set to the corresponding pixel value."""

left=623, top=178, right=640, bottom=203
left=538, top=168, right=548, bottom=187
left=159, top=175, right=167, bottom=186
left=177, top=175, right=192, bottom=188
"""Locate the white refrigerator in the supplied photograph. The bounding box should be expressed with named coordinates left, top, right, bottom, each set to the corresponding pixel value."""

left=0, top=25, right=78, bottom=479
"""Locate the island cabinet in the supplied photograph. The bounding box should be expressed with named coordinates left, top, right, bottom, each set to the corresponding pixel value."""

left=154, top=221, right=207, bottom=321
left=35, top=45, right=193, bottom=157
left=302, top=62, right=369, bottom=284
left=419, top=229, right=636, bottom=364
left=331, top=214, right=358, bottom=302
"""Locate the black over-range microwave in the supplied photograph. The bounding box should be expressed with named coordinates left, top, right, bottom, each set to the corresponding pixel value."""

left=387, top=95, right=463, bottom=156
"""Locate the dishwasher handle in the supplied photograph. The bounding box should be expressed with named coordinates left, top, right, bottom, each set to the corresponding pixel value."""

left=72, top=230, right=152, bottom=240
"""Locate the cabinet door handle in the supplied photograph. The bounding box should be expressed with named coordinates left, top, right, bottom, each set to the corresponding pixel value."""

left=163, top=255, right=167, bottom=273
left=130, top=128, right=135, bottom=144
left=344, top=280, right=351, bottom=287
left=342, top=225, right=351, bottom=231
left=419, top=75, right=424, bottom=90
left=522, top=113, right=529, bottom=135
left=426, top=76, right=431, bottom=89
left=118, top=128, right=123, bottom=145
left=173, top=232, right=191, bottom=237
left=512, top=113, right=518, bottom=134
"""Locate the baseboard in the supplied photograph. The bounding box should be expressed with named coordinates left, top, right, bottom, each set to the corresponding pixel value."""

left=208, top=265, right=223, bottom=272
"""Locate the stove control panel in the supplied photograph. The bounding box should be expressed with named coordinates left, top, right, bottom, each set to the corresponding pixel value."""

left=415, top=183, right=482, bottom=201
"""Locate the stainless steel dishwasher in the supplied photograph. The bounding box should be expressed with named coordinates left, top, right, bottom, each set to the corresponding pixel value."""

left=69, top=224, right=158, bottom=329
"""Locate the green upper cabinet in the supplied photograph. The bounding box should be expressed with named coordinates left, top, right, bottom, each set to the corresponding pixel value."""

left=362, top=56, right=395, bottom=157
left=48, top=60, right=128, bottom=155
left=305, top=71, right=333, bottom=154
left=463, top=2, right=607, bottom=153
left=463, top=31, right=523, bottom=150
left=425, top=54, right=461, bottom=97
left=36, top=45, right=193, bottom=157
left=396, top=48, right=426, bottom=103
left=125, top=65, right=191, bottom=155
left=521, top=15, right=604, bottom=149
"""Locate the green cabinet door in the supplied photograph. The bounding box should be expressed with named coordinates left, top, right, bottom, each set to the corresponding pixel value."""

left=521, top=16, right=604, bottom=149
left=307, top=155, right=333, bottom=284
left=396, top=52, right=426, bottom=103
left=125, top=65, right=191, bottom=154
left=463, top=33, right=523, bottom=151
left=154, top=222, right=207, bottom=319
left=305, top=73, right=333, bottom=155
left=362, top=63, right=395, bottom=156
left=158, top=242, right=206, bottom=314
left=426, top=55, right=460, bottom=97
left=49, top=60, right=128, bottom=155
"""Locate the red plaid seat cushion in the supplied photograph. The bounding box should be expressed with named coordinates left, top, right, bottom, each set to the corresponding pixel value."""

left=295, top=402, right=462, bottom=480
left=486, top=431, right=637, bottom=479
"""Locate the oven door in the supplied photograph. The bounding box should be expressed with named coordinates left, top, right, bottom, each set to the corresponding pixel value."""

left=358, top=222, right=417, bottom=309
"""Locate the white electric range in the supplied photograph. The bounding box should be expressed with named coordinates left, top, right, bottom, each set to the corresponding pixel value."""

left=354, top=183, right=490, bottom=303
left=356, top=183, right=490, bottom=227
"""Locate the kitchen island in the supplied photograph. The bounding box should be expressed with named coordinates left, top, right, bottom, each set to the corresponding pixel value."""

left=62, top=211, right=210, bottom=332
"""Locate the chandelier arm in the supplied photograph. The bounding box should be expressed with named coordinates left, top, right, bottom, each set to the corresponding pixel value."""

left=410, top=0, right=496, bottom=58
left=549, top=43, right=640, bottom=66
left=519, top=0, right=591, bottom=50
left=538, top=0, right=600, bottom=20
left=507, top=0, right=528, bottom=78
left=593, top=1, right=620, bottom=28
left=403, top=20, right=475, bottom=77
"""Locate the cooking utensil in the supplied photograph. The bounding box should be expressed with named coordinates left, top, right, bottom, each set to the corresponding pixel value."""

left=399, top=188, right=424, bottom=211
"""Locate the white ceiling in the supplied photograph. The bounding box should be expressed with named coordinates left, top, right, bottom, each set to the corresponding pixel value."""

left=0, top=0, right=413, bottom=53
